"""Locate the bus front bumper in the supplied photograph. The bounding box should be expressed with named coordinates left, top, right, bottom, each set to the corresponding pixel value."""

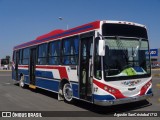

left=94, top=94, right=153, bottom=106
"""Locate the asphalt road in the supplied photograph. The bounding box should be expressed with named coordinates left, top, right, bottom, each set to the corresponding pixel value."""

left=0, top=71, right=159, bottom=120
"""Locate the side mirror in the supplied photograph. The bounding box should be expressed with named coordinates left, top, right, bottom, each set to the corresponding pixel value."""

left=98, top=39, right=105, bottom=56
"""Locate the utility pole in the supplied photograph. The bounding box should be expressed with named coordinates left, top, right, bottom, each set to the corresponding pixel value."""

left=58, top=17, right=69, bottom=30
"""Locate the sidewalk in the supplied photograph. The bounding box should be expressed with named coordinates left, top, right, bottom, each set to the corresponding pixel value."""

left=0, top=70, right=12, bottom=72
left=152, top=74, right=160, bottom=77
left=152, top=68, right=160, bottom=70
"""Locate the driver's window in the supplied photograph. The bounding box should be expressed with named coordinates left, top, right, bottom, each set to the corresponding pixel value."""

left=94, top=38, right=102, bottom=80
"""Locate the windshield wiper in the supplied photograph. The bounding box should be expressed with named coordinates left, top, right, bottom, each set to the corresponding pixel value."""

left=116, top=36, right=128, bottom=61
left=133, top=38, right=142, bottom=58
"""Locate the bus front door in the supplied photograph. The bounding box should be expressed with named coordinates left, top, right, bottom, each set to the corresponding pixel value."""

left=79, top=36, right=93, bottom=101
left=29, top=48, right=36, bottom=88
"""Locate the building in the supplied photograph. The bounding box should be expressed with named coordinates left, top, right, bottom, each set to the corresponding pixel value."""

left=150, top=48, right=160, bottom=67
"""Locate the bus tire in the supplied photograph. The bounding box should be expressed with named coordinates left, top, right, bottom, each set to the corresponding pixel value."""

left=63, top=83, right=73, bottom=103
left=19, top=75, right=25, bottom=88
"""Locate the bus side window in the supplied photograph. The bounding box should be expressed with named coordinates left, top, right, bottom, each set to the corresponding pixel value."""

left=38, top=44, right=47, bottom=65
left=62, top=37, right=79, bottom=65
left=74, top=37, right=79, bottom=64
left=19, top=49, right=23, bottom=65
left=94, top=38, right=102, bottom=80
left=13, top=51, right=16, bottom=63
left=22, top=48, right=29, bottom=65
left=49, top=40, right=60, bottom=65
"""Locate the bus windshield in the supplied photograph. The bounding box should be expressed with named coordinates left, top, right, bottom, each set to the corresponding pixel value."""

left=103, top=37, right=151, bottom=81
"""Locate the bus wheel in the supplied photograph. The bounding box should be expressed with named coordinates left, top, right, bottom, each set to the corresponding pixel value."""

left=19, top=75, right=25, bottom=88
left=63, top=83, right=73, bottom=103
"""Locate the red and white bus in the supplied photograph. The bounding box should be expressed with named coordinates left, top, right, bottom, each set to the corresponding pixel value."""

left=12, top=20, right=153, bottom=106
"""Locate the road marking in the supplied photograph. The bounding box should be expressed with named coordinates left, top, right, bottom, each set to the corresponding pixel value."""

left=0, top=70, right=12, bottom=72
left=29, top=84, right=36, bottom=89
left=152, top=69, right=160, bottom=71
left=4, top=83, right=11, bottom=85
left=152, top=74, right=160, bottom=77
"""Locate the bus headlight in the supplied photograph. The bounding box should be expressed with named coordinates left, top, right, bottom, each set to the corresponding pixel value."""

left=104, top=86, right=108, bottom=90
left=104, top=86, right=116, bottom=93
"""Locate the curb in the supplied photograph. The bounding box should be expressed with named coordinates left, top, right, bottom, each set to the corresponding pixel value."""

left=0, top=70, right=12, bottom=72
left=151, top=69, right=160, bottom=71
left=152, top=74, right=160, bottom=77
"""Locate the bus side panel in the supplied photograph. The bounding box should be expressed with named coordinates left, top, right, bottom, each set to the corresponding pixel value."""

left=64, top=66, right=79, bottom=98
left=19, top=69, right=29, bottom=77
left=35, top=78, right=59, bottom=92
left=12, top=67, right=20, bottom=81
left=19, top=69, right=29, bottom=83
left=35, top=70, right=54, bottom=79
left=12, top=67, right=16, bottom=80
left=24, top=75, right=30, bottom=84
left=71, top=82, right=79, bottom=98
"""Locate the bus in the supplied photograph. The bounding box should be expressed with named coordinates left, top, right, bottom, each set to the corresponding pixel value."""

left=12, top=20, right=153, bottom=106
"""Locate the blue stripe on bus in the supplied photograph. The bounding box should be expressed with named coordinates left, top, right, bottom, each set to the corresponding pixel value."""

left=20, top=69, right=79, bottom=98
left=35, top=70, right=53, bottom=79
left=37, top=25, right=92, bottom=42
left=36, top=78, right=59, bottom=92
left=146, top=88, right=152, bottom=95
left=14, top=24, right=93, bottom=49
left=71, top=83, right=79, bottom=98
left=93, top=94, right=115, bottom=100
left=36, top=79, right=79, bottom=98
left=19, top=69, right=29, bottom=75
left=24, top=76, right=30, bottom=84
left=18, top=69, right=54, bottom=79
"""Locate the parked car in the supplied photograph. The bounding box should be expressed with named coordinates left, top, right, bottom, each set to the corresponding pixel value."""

left=3, top=65, right=8, bottom=70
left=152, top=64, right=160, bottom=68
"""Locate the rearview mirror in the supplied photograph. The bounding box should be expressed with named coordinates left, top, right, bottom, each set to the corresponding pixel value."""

left=98, top=39, right=105, bottom=56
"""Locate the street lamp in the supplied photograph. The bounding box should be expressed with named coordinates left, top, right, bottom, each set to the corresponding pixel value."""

left=58, top=17, right=69, bottom=30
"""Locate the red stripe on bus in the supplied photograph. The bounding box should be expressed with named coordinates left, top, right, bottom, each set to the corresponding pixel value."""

left=36, top=66, right=69, bottom=80
left=139, top=80, right=152, bottom=96
left=18, top=65, right=28, bottom=68
left=18, top=65, right=69, bottom=80
left=93, top=79, right=126, bottom=99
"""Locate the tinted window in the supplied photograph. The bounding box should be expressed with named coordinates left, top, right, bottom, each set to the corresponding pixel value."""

left=94, top=38, right=102, bottom=79
left=13, top=51, right=16, bottom=63
left=102, top=23, right=148, bottom=39
left=62, top=37, right=79, bottom=65
left=38, top=44, right=47, bottom=65
left=22, top=48, right=29, bottom=64
left=49, top=41, right=60, bottom=65
left=19, top=50, right=23, bottom=64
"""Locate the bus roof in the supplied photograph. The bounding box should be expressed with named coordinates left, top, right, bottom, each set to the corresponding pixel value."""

left=14, top=21, right=100, bottom=50
left=13, top=20, right=146, bottom=50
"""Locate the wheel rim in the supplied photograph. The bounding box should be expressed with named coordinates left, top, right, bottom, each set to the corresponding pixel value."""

left=63, top=83, right=73, bottom=102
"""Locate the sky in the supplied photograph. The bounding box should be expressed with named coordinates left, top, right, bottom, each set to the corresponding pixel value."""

left=0, top=0, right=160, bottom=59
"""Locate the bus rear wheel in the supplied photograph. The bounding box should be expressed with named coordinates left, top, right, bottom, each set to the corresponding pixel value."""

left=63, top=83, right=73, bottom=103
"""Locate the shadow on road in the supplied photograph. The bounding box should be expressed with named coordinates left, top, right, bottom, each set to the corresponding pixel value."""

left=14, top=83, right=152, bottom=116
left=72, top=99, right=151, bottom=115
